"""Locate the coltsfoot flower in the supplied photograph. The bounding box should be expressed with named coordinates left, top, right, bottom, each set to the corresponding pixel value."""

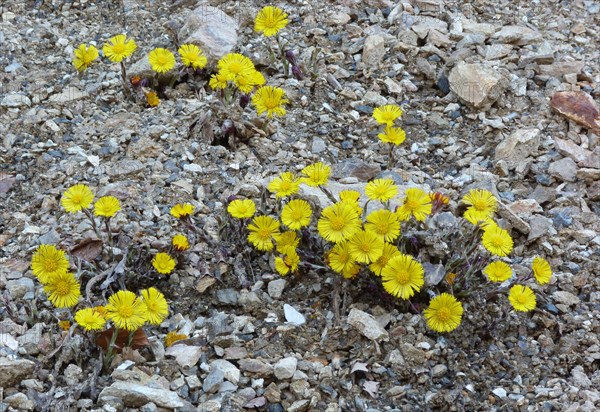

left=532, top=256, right=552, bottom=285
left=369, top=242, right=400, bottom=277
left=146, top=91, right=160, bottom=107
left=508, top=285, right=536, bottom=312
left=483, top=261, right=512, bottom=282
left=152, top=253, right=176, bottom=275
left=281, top=199, right=312, bottom=230
left=365, top=209, right=401, bottom=242
left=178, top=44, right=207, bottom=70
left=317, top=202, right=361, bottom=243
left=103, top=34, right=137, bottom=62
left=373, top=104, right=403, bottom=126
left=43, top=271, right=81, bottom=308
left=149, top=48, right=176, bottom=73
left=75, top=308, right=106, bottom=331
left=61, top=183, right=94, bottom=213
left=252, top=85, right=288, bottom=118
left=94, top=196, right=121, bottom=217
left=462, top=189, right=497, bottom=225
left=247, top=215, right=280, bottom=251
left=268, top=172, right=300, bottom=198
left=300, top=162, right=331, bottom=187
left=377, top=125, right=406, bottom=145
left=105, top=290, right=147, bottom=331
left=381, top=254, right=424, bottom=300
left=141, top=287, right=169, bottom=325
left=365, top=179, right=398, bottom=202
left=170, top=203, right=194, bottom=218
left=396, top=188, right=432, bottom=221
left=482, top=224, right=513, bottom=257
left=218, top=53, right=256, bottom=81
left=31, top=244, right=70, bottom=284
left=227, top=199, right=256, bottom=219
left=424, top=293, right=464, bottom=333
left=254, top=6, right=288, bottom=36
left=348, top=230, right=384, bottom=264
left=172, top=234, right=190, bottom=251
left=73, top=43, right=99, bottom=72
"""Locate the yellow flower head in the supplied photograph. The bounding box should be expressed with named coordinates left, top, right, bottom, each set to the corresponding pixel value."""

left=103, top=34, right=137, bottom=63
left=247, top=215, right=280, bottom=251
left=218, top=53, right=256, bottom=81
left=43, top=271, right=81, bottom=308
left=339, top=190, right=360, bottom=203
left=146, top=91, right=160, bottom=107
left=106, top=290, right=147, bottom=331
left=268, top=172, right=300, bottom=198
left=301, top=162, right=331, bottom=187
left=369, top=242, right=401, bottom=277
left=281, top=199, right=312, bottom=230
left=462, top=189, right=497, bottom=225
left=275, top=231, right=300, bottom=253
left=532, top=256, right=552, bottom=285
left=141, top=287, right=169, bottom=325
left=75, top=308, right=106, bottom=331
left=275, top=248, right=300, bottom=276
left=396, top=187, right=432, bottom=222
left=227, top=199, right=256, bottom=219
left=209, top=71, right=229, bottom=89
left=149, top=48, right=176, bottom=73
left=94, top=196, right=121, bottom=218
left=73, top=43, right=99, bottom=72
left=508, top=284, right=536, bottom=312
left=165, top=331, right=187, bottom=347
left=152, top=252, right=176, bottom=275
left=170, top=203, right=195, bottom=218
left=377, top=126, right=406, bottom=146
left=327, top=242, right=356, bottom=275
left=483, top=261, right=512, bottom=282
left=482, top=225, right=513, bottom=257
left=424, top=293, right=464, bottom=333
left=178, top=44, right=207, bottom=70
left=61, top=183, right=94, bottom=213
left=255, top=6, right=289, bottom=36
left=58, top=320, right=71, bottom=331
left=93, top=306, right=108, bottom=318
left=373, top=104, right=403, bottom=126
left=365, top=209, right=401, bottom=242
left=172, top=234, right=190, bottom=251
left=31, top=244, right=70, bottom=284
left=252, top=85, right=288, bottom=118
left=381, top=254, right=424, bottom=300
left=365, top=179, right=398, bottom=202
left=317, top=202, right=362, bottom=243
left=250, top=70, right=266, bottom=87
left=348, top=230, right=384, bottom=264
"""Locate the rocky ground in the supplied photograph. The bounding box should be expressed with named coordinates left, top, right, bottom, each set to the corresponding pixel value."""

left=1, top=0, right=600, bottom=411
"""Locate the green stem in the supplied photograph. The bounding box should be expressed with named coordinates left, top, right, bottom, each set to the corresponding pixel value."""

left=104, top=327, right=120, bottom=370
left=83, top=208, right=102, bottom=239
left=120, top=61, right=131, bottom=98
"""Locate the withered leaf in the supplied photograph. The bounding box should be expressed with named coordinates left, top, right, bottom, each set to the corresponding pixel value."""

left=196, top=276, right=216, bottom=293
left=96, top=327, right=149, bottom=353
left=551, top=91, right=600, bottom=130
left=71, top=238, right=103, bottom=261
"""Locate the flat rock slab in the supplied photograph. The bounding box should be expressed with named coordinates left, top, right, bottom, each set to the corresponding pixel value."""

left=99, top=381, right=185, bottom=409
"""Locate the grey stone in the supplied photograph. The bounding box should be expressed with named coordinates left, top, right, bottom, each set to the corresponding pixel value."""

left=571, top=365, right=592, bottom=388
left=64, top=364, right=83, bottom=386
left=98, top=381, right=185, bottom=409
left=554, top=138, right=593, bottom=164
left=4, top=393, right=34, bottom=411
left=165, top=345, right=203, bottom=368
left=239, top=359, right=273, bottom=376
left=37, top=229, right=61, bottom=245
left=432, top=364, right=448, bottom=377
left=332, top=158, right=380, bottom=181
left=274, top=357, right=298, bottom=380
left=288, top=400, right=311, bottom=412
left=6, top=278, right=34, bottom=300
left=494, top=129, right=540, bottom=168
left=493, top=25, right=542, bottom=45
left=529, top=185, right=556, bottom=205
left=1, top=93, right=31, bottom=107
left=267, top=279, right=286, bottom=299
left=527, top=215, right=552, bottom=242
left=347, top=308, right=389, bottom=341
left=210, top=359, right=241, bottom=384
left=363, top=35, right=386, bottom=65
left=216, top=288, right=239, bottom=305
left=548, top=158, right=578, bottom=182
left=449, top=62, right=506, bottom=108
left=539, top=61, right=585, bottom=77
left=107, top=159, right=145, bottom=177
left=423, top=262, right=445, bottom=286
left=552, top=291, right=580, bottom=306
left=312, top=137, right=327, bottom=154
left=399, top=343, right=426, bottom=365
left=203, top=367, right=225, bottom=393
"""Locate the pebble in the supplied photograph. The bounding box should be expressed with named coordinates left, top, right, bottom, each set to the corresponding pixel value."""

left=347, top=308, right=389, bottom=341
left=274, top=357, right=298, bottom=380
left=267, top=279, right=286, bottom=299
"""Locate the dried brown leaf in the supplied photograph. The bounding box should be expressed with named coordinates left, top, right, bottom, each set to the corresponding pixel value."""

left=71, top=238, right=103, bottom=261
left=196, top=276, right=217, bottom=293
left=551, top=91, right=600, bottom=130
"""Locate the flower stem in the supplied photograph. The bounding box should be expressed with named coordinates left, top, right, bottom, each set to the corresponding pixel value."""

left=83, top=208, right=102, bottom=239
left=104, top=327, right=120, bottom=370
left=120, top=61, right=131, bottom=98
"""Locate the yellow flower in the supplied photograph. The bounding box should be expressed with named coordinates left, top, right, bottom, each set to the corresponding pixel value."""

left=102, top=34, right=137, bottom=62
left=377, top=126, right=406, bottom=145
left=327, top=242, right=356, bottom=275
left=141, top=287, right=169, bottom=325
left=250, top=70, right=266, bottom=87
left=369, top=242, right=400, bottom=276
left=274, top=231, right=299, bottom=253
left=73, top=43, right=99, bottom=72
left=172, top=234, right=190, bottom=251
left=209, top=71, right=228, bottom=89
left=462, top=189, right=497, bottom=224
left=339, top=190, right=360, bottom=203
left=424, top=293, right=464, bottom=333
left=247, top=215, right=280, bottom=251
left=396, top=187, right=432, bottom=222
left=93, top=306, right=108, bottom=318
left=165, top=331, right=187, bottom=347
left=381, top=254, right=424, bottom=300
left=43, top=271, right=81, bottom=308
left=252, top=85, right=288, bottom=118
left=301, top=162, right=331, bottom=187
left=94, top=196, right=121, bottom=218
left=268, top=172, right=300, bottom=198
left=508, top=285, right=536, bottom=312
left=178, top=44, right=207, bottom=70
left=348, top=230, right=384, bottom=264
left=365, top=209, right=401, bottom=242
left=254, top=6, right=289, bottom=36
left=105, top=290, right=147, bottom=331
left=152, top=253, right=176, bottom=275
left=170, top=203, right=195, bottom=218
left=75, top=308, right=106, bottom=331
left=146, top=91, right=160, bottom=107
left=317, top=202, right=361, bottom=243
left=483, top=261, right=512, bottom=282
left=274, top=248, right=300, bottom=276
left=149, top=48, right=176, bottom=73
left=532, top=257, right=552, bottom=285
left=482, top=225, right=513, bottom=257
left=31, top=244, right=70, bottom=284
left=58, top=320, right=71, bottom=331
left=281, top=199, right=312, bottom=230
left=61, top=183, right=94, bottom=213
left=218, top=53, right=256, bottom=81
left=365, top=179, right=398, bottom=202
left=227, top=199, right=256, bottom=219
left=373, top=104, right=403, bottom=126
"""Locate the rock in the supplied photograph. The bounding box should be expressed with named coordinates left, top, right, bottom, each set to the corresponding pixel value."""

left=178, top=5, right=239, bottom=61
left=553, top=211, right=573, bottom=228
left=507, top=199, right=543, bottom=218
left=0, top=358, right=35, bottom=387
left=479, top=44, right=513, bottom=60
left=326, top=11, right=351, bottom=25
left=583, top=147, right=600, bottom=168
left=362, top=35, right=385, bottom=65
left=411, top=16, right=448, bottom=38
left=239, top=359, right=273, bottom=376
left=399, top=343, right=426, bottom=365
left=165, top=345, right=203, bottom=368
left=284, top=304, right=306, bottom=326
left=64, top=364, right=83, bottom=386
left=423, top=262, right=445, bottom=286
left=384, top=77, right=403, bottom=95
left=494, top=129, right=540, bottom=168
left=493, top=25, right=542, bottom=45
left=48, top=87, right=87, bottom=103
left=529, top=185, right=556, bottom=205
left=274, top=357, right=298, bottom=380
left=448, top=62, right=506, bottom=108
left=4, top=392, right=34, bottom=411
left=347, top=308, right=389, bottom=341
left=216, top=288, right=239, bottom=305
left=493, top=387, right=508, bottom=398
left=588, top=181, right=600, bottom=201
left=554, top=138, right=593, bottom=164
left=210, top=359, right=241, bottom=385
left=6, top=278, right=34, bottom=299
left=571, top=365, right=592, bottom=388
left=538, top=61, right=585, bottom=77
left=1, top=93, right=31, bottom=107
left=552, top=291, right=580, bottom=306
left=203, top=367, right=224, bottom=393
left=108, top=159, right=146, bottom=177
left=432, top=364, right=448, bottom=377
left=98, top=381, right=185, bottom=409
left=427, top=29, right=453, bottom=48
left=332, top=158, right=381, bottom=181
left=550, top=91, right=600, bottom=131
left=527, top=215, right=551, bottom=242
left=577, top=168, right=600, bottom=182
left=496, top=202, right=530, bottom=234
left=267, top=279, right=286, bottom=299
left=415, top=0, right=444, bottom=12
left=548, top=158, right=578, bottom=182
left=288, top=400, right=311, bottom=412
